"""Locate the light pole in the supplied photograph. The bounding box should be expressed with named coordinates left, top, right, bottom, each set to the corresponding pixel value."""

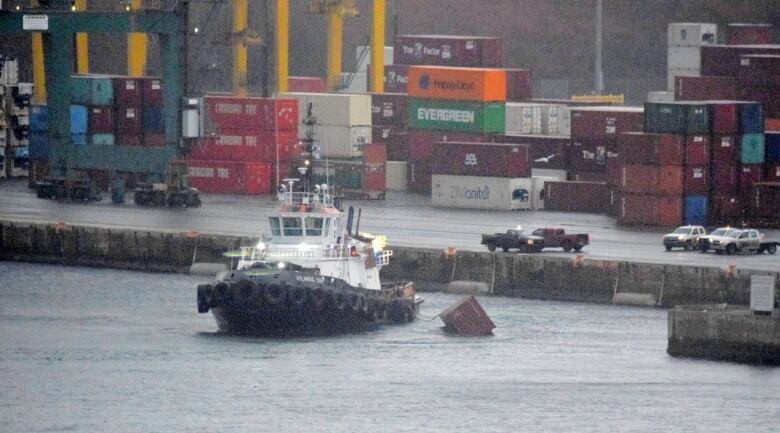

left=594, top=0, right=604, bottom=94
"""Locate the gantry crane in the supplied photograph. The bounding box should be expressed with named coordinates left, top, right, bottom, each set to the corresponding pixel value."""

left=305, top=0, right=359, bottom=92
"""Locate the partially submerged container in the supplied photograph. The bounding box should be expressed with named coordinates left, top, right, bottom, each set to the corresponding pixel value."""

left=439, top=295, right=495, bottom=336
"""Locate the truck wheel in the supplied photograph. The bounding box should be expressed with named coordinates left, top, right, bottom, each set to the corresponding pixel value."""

left=726, top=244, right=736, bottom=255
left=573, top=244, right=583, bottom=252
left=684, top=240, right=693, bottom=251
left=665, top=245, right=672, bottom=252
left=768, top=244, right=777, bottom=255
left=562, top=241, right=573, bottom=252
left=502, top=246, right=510, bottom=252
left=487, top=243, right=496, bottom=252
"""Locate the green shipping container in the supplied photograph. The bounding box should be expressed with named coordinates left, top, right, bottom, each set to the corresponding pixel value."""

left=741, top=133, right=765, bottom=164
left=685, top=104, right=710, bottom=135
left=91, top=133, right=115, bottom=146
left=644, top=102, right=709, bottom=134
left=407, top=99, right=505, bottom=133
left=311, top=160, right=363, bottom=190
left=71, top=76, right=92, bottom=105
left=90, top=77, right=114, bottom=106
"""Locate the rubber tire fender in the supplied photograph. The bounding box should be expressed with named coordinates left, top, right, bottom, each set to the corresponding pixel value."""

left=290, top=285, right=309, bottom=307
left=311, top=287, right=328, bottom=311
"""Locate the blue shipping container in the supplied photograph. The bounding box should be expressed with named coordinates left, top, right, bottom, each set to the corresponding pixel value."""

left=30, top=105, right=48, bottom=132
left=29, top=132, right=49, bottom=159
left=765, top=131, right=780, bottom=163
left=71, top=133, right=87, bottom=146
left=684, top=195, right=709, bottom=226
left=143, top=106, right=165, bottom=133
left=739, top=102, right=764, bottom=134
left=70, top=105, right=88, bottom=134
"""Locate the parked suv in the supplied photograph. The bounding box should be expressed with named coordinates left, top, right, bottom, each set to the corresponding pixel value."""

left=663, top=225, right=706, bottom=251
left=698, top=227, right=735, bottom=252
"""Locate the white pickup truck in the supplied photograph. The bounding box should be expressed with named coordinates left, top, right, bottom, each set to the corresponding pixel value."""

left=711, top=229, right=779, bottom=255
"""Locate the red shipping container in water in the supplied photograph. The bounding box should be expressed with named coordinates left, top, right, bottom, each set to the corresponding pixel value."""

left=498, top=134, right=571, bottom=170
left=89, top=106, right=113, bottom=133
left=505, top=69, right=533, bottom=102
left=143, top=77, right=164, bottom=106
left=116, top=133, right=143, bottom=146
left=674, top=76, right=740, bottom=100
left=617, top=132, right=685, bottom=165
left=439, top=295, right=495, bottom=336
left=393, top=35, right=502, bottom=67
left=431, top=141, right=530, bottom=178
left=701, top=45, right=780, bottom=77
left=570, top=107, right=644, bottom=140
left=684, top=165, right=710, bottom=195
left=740, top=164, right=765, bottom=192
left=369, top=92, right=407, bottom=127
left=711, top=162, right=740, bottom=195
left=407, top=158, right=432, bottom=193
left=185, top=159, right=273, bottom=195
left=288, top=76, right=326, bottom=93
left=204, top=95, right=299, bottom=133
left=543, top=181, right=608, bottom=213
left=726, top=24, right=775, bottom=45
left=711, top=102, right=740, bottom=134
left=408, top=130, right=492, bottom=160
left=619, top=164, right=684, bottom=195
left=765, top=164, right=780, bottom=182
left=115, top=106, right=143, bottom=133
left=710, top=195, right=743, bottom=223
left=190, top=130, right=299, bottom=161
left=362, top=143, right=387, bottom=164
left=685, top=135, right=710, bottom=165
left=711, top=134, right=739, bottom=162
left=617, top=194, right=683, bottom=226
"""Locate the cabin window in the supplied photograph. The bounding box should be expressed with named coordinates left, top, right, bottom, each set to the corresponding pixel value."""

left=270, top=217, right=281, bottom=236
left=305, top=217, right=324, bottom=236
left=323, top=218, right=331, bottom=237
left=282, top=217, right=303, bottom=236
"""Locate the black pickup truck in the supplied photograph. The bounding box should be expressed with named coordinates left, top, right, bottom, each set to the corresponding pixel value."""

left=481, top=229, right=545, bottom=253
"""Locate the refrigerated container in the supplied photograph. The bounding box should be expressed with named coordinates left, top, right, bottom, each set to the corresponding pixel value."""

left=431, top=175, right=533, bottom=210
left=280, top=92, right=371, bottom=127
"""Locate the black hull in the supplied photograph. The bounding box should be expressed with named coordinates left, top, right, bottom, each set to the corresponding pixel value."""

left=197, top=268, right=418, bottom=337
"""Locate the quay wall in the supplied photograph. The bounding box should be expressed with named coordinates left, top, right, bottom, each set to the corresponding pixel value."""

left=2, top=220, right=779, bottom=308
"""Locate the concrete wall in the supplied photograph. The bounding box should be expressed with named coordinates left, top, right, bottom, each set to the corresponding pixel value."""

left=2, top=220, right=779, bottom=308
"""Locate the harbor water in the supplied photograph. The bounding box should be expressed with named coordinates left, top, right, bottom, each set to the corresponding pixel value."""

left=1, top=261, right=778, bottom=433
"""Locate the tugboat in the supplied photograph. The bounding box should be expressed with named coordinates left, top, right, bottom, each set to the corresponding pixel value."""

left=196, top=181, right=423, bottom=336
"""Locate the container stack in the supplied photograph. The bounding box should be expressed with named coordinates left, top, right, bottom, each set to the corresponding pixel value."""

left=310, top=143, right=387, bottom=200
left=369, top=92, right=407, bottom=191
left=667, top=23, right=718, bottom=91
left=185, top=95, right=299, bottom=195
left=405, top=65, right=507, bottom=192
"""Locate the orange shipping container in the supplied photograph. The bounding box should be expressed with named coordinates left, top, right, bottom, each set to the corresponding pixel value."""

left=407, top=66, right=506, bottom=102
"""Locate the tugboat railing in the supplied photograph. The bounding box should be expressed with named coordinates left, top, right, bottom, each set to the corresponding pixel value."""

left=282, top=191, right=335, bottom=207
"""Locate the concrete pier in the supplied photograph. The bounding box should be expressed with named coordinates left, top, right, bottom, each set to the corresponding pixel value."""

left=668, top=306, right=780, bottom=365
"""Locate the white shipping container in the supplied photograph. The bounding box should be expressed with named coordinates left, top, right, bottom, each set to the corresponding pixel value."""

left=505, top=103, right=542, bottom=135
left=278, top=92, right=372, bottom=127
left=531, top=168, right=567, bottom=181
left=531, top=176, right=560, bottom=210
left=667, top=68, right=700, bottom=91
left=355, top=45, right=394, bottom=72
left=667, top=23, right=717, bottom=47
left=339, top=72, right=368, bottom=93
left=385, top=161, right=408, bottom=191
left=647, top=91, right=675, bottom=103
left=315, top=125, right=371, bottom=158
left=667, top=46, right=702, bottom=70
left=431, top=175, right=533, bottom=210
left=541, top=105, right=571, bottom=137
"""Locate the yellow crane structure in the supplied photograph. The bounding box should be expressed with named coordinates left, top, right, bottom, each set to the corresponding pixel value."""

left=127, top=0, right=147, bottom=76
left=305, top=0, right=358, bottom=92
left=74, top=0, right=88, bottom=74
left=275, top=0, right=289, bottom=93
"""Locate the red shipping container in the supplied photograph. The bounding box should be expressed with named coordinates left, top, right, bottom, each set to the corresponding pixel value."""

left=498, top=134, right=571, bottom=170
left=711, top=162, right=740, bottom=195
left=765, top=163, right=780, bottom=181
left=674, top=76, right=740, bottom=100
left=393, top=35, right=502, bottom=67
left=204, top=96, right=299, bottom=133
left=505, top=69, right=533, bottom=102
left=116, top=134, right=143, bottom=146
left=363, top=143, right=388, bottom=164
left=619, top=164, right=684, bottom=195
left=570, top=107, right=644, bottom=140
left=288, top=76, right=326, bottom=93
left=185, top=159, right=273, bottom=195
left=431, top=141, right=530, bottom=178
left=115, top=106, right=143, bottom=133
left=113, top=77, right=146, bottom=106
left=543, top=181, right=608, bottom=213
left=372, top=127, right=408, bottom=161
left=710, top=195, right=743, bottom=224
left=362, top=162, right=386, bottom=192
left=190, top=130, right=299, bottom=161
left=368, top=64, right=409, bottom=93
left=684, top=165, right=710, bottom=195
left=737, top=54, right=780, bottom=86
left=606, top=159, right=622, bottom=186
left=569, top=139, right=612, bottom=172
left=145, top=133, right=165, bottom=147
left=369, top=92, right=407, bottom=127
left=618, top=132, right=685, bottom=165
left=617, top=194, right=683, bottom=226
left=439, top=295, right=496, bottom=336
left=685, top=135, right=710, bottom=165
left=711, top=103, right=740, bottom=135
left=408, top=130, right=492, bottom=160
left=750, top=182, right=780, bottom=219
left=143, top=77, right=163, bottom=106
left=725, top=24, right=774, bottom=45
left=711, top=134, right=739, bottom=162
left=740, top=164, right=765, bottom=192
left=701, top=45, right=780, bottom=77
left=741, top=84, right=780, bottom=119
left=407, top=158, right=432, bottom=193
left=570, top=171, right=608, bottom=183
left=88, top=106, right=113, bottom=133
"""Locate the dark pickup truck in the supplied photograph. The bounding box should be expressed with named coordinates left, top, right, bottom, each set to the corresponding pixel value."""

left=481, top=227, right=589, bottom=253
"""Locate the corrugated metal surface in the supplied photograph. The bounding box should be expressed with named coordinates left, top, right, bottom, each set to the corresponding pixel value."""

left=569, top=139, right=612, bottom=172
left=407, top=98, right=505, bottom=133
left=204, top=96, right=299, bottom=132
left=738, top=54, right=780, bottom=86
left=684, top=195, right=709, bottom=225
left=439, top=295, right=496, bottom=336
left=750, top=182, right=780, bottom=219
left=88, top=106, right=113, bottom=133
left=386, top=161, right=408, bottom=191
left=363, top=143, right=388, bottom=164
left=115, top=106, right=143, bottom=134
left=738, top=102, right=764, bottom=134
left=618, top=132, right=685, bottom=165
left=70, top=105, right=88, bottom=134
left=143, top=106, right=165, bottom=133
left=369, top=92, right=407, bottom=127
left=408, top=130, right=492, bottom=160
left=701, top=44, right=780, bottom=76
left=30, top=105, right=48, bottom=132
left=113, top=77, right=146, bottom=106
left=407, top=158, right=432, bottom=193
left=372, top=127, right=408, bottom=161
left=711, top=102, right=740, bottom=134
left=674, top=76, right=740, bottom=100
left=143, top=78, right=163, bottom=106
left=741, top=164, right=765, bottom=192
left=668, top=46, right=702, bottom=70
left=29, top=132, right=49, bottom=159
left=499, top=134, right=571, bottom=170
left=710, top=195, right=743, bottom=224
left=617, top=194, right=683, bottom=226
left=431, top=141, right=530, bottom=178
left=288, top=76, right=326, bottom=93
left=90, top=76, right=114, bottom=106
left=316, top=125, right=371, bottom=158
left=686, top=104, right=711, bottom=135
left=763, top=163, right=780, bottom=182
left=644, top=102, right=709, bottom=135
left=740, top=133, right=765, bottom=163
left=711, top=162, right=740, bottom=195
left=685, top=135, right=710, bottom=165
left=684, top=165, right=710, bottom=195
left=91, top=133, right=115, bottom=146
left=394, top=35, right=502, bottom=67
left=505, top=69, right=533, bottom=102
left=619, top=164, right=684, bottom=195
left=407, top=66, right=506, bottom=101
left=190, top=130, right=299, bottom=161
left=712, top=134, right=738, bottom=161
left=505, top=103, right=542, bottom=135
left=184, top=159, right=273, bottom=195
left=725, top=24, right=774, bottom=45
left=570, top=106, right=644, bottom=140
left=543, top=181, right=608, bottom=213
left=280, top=92, right=371, bottom=127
